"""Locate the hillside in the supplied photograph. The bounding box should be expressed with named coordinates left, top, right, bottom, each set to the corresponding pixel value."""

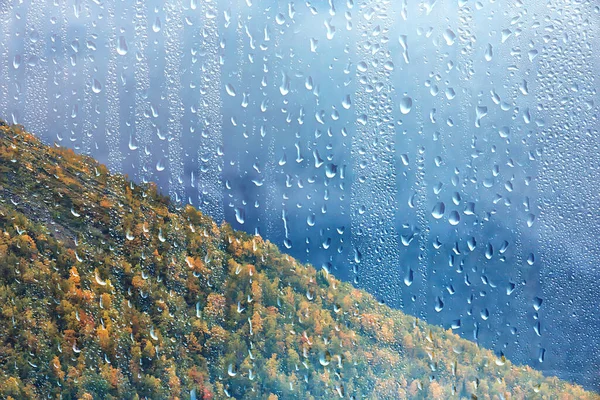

left=0, top=119, right=596, bottom=400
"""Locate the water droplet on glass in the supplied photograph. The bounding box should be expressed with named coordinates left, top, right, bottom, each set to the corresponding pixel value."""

left=342, top=95, right=352, bottom=109
left=538, top=348, right=546, bottom=363
left=485, top=243, right=493, bottom=259
left=404, top=268, right=414, bottom=286
left=152, top=17, right=162, bottom=32
left=448, top=211, right=460, bottom=225
left=484, top=43, right=493, bottom=61
left=117, top=36, right=128, bottom=56
left=432, top=202, right=445, bottom=219
left=527, top=48, right=538, bottom=62
left=92, top=79, right=102, bottom=94
left=443, top=29, right=456, bottom=46
left=279, top=72, right=290, bottom=96
left=475, top=106, right=488, bottom=127
left=227, top=364, right=237, bottom=377
left=235, top=207, right=245, bottom=224
left=324, top=19, right=336, bottom=40
left=527, top=253, right=535, bottom=265
left=225, top=83, right=236, bottom=97
left=400, top=96, right=413, bottom=114
left=319, top=351, right=331, bottom=366
left=435, top=296, right=444, bottom=312
left=480, top=308, right=490, bottom=320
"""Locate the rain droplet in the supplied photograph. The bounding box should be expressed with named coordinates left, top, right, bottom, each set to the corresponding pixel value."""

left=485, top=243, right=493, bottom=259
left=400, top=96, right=413, bottom=114
left=527, top=253, right=535, bottom=265
left=527, top=214, right=536, bottom=227
left=225, top=83, right=236, bottom=97
left=92, top=79, right=102, bottom=94
left=448, top=211, right=460, bottom=225
left=435, top=296, right=444, bottom=312
left=152, top=17, right=162, bottom=32
left=324, top=19, right=336, bottom=40
left=404, top=268, right=414, bottom=286
left=279, top=72, right=290, bottom=96
left=519, top=80, right=529, bottom=95
left=227, top=364, right=237, bottom=377
left=480, top=308, right=490, bottom=320
left=467, top=237, right=476, bottom=251
left=117, top=36, right=128, bottom=56
left=464, top=202, right=475, bottom=215
left=319, top=351, right=331, bottom=366
left=342, top=95, right=352, bottom=109
left=443, top=29, right=456, bottom=46
left=325, top=163, right=337, bottom=178
left=484, top=44, right=493, bottom=61
left=401, top=154, right=409, bottom=166
left=235, top=207, right=245, bottom=224
left=432, top=202, right=445, bottom=219
left=534, top=321, right=541, bottom=336
left=12, top=55, right=21, bottom=69
left=528, top=49, right=538, bottom=62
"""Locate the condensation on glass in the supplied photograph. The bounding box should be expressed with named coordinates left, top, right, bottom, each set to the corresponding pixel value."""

left=0, top=0, right=598, bottom=392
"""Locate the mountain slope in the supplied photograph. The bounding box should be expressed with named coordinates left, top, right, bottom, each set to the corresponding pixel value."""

left=0, top=120, right=596, bottom=400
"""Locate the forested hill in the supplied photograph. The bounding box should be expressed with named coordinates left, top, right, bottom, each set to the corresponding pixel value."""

left=0, top=120, right=596, bottom=399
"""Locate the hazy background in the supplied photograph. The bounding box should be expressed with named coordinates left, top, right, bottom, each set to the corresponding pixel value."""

left=1, top=0, right=599, bottom=390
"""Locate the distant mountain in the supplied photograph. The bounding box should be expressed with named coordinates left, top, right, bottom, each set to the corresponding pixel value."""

left=0, top=120, right=596, bottom=399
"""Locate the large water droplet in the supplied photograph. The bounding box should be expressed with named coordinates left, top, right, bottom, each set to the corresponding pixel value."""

left=117, top=36, right=128, bottom=56
left=432, top=202, right=445, bottom=219
left=279, top=72, right=290, bottom=96
left=92, top=79, right=102, bottom=94
left=484, top=44, right=493, bottom=61
left=235, top=207, right=245, bottom=224
left=225, top=83, right=236, bottom=97
left=342, top=95, right=352, bottom=109
left=400, top=96, right=413, bottom=114
left=443, top=29, right=456, bottom=45
left=435, top=296, right=444, bottom=312
left=319, top=351, right=331, bottom=366
left=152, top=17, right=162, bottom=33
left=404, top=268, right=414, bottom=286
left=448, top=211, right=460, bottom=225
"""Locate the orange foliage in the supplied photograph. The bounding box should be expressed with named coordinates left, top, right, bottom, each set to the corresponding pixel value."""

left=97, top=326, right=110, bottom=351
left=50, top=356, right=65, bottom=381
left=204, top=293, right=226, bottom=320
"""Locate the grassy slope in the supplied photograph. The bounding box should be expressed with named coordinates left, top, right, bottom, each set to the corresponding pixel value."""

left=0, top=121, right=597, bottom=399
